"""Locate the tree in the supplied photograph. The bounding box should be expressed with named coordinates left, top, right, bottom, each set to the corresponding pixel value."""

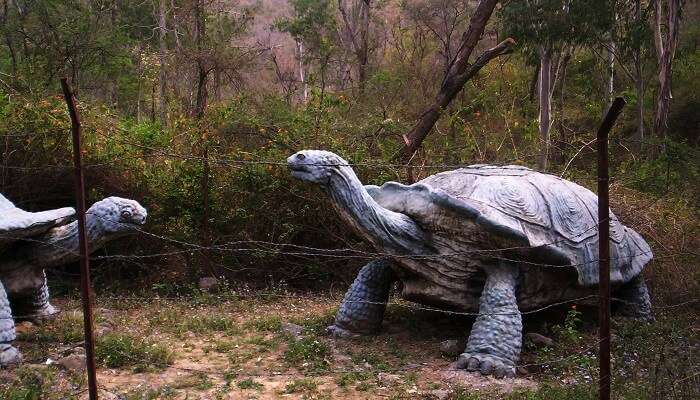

left=402, top=0, right=473, bottom=76
left=338, top=0, right=372, bottom=96
left=501, top=0, right=613, bottom=171
left=276, top=0, right=338, bottom=102
left=400, top=0, right=514, bottom=162
left=157, top=0, right=168, bottom=125
left=606, top=0, right=653, bottom=151
left=651, top=0, right=684, bottom=143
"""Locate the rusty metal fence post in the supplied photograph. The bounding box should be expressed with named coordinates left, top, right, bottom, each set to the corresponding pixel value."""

left=61, top=78, right=99, bottom=400
left=597, top=97, right=625, bottom=400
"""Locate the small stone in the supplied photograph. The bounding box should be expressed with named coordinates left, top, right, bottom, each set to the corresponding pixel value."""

left=57, top=354, right=86, bottom=371
left=377, top=372, right=401, bottom=386
left=68, top=346, right=86, bottom=356
left=198, top=277, right=219, bottom=291
left=96, top=324, right=114, bottom=337
left=281, top=322, right=304, bottom=337
left=440, top=339, right=464, bottom=356
left=15, top=321, right=34, bottom=335
left=526, top=332, right=554, bottom=347
left=427, top=389, right=450, bottom=400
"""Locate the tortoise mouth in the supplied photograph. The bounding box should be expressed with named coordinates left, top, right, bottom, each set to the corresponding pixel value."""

left=288, top=163, right=318, bottom=182
left=288, top=164, right=309, bottom=173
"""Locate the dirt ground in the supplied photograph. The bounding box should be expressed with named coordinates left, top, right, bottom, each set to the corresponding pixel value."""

left=2, top=291, right=697, bottom=399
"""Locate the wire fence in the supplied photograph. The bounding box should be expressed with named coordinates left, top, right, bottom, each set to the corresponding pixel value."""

left=1, top=93, right=698, bottom=398
left=1, top=140, right=697, bottom=321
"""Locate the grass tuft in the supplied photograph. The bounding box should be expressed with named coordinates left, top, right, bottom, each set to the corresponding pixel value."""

left=96, top=333, right=174, bottom=372
left=283, top=378, right=318, bottom=394
left=283, top=337, right=331, bottom=373
left=236, top=379, right=263, bottom=390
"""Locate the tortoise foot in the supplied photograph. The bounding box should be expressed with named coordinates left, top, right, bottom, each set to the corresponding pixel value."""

left=451, top=352, right=515, bottom=378
left=15, top=302, right=60, bottom=323
left=0, top=344, right=22, bottom=367
left=32, top=303, right=61, bottom=322
left=326, top=324, right=363, bottom=338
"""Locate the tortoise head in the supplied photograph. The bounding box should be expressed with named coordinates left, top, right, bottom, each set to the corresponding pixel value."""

left=87, top=197, right=147, bottom=234
left=287, top=150, right=350, bottom=185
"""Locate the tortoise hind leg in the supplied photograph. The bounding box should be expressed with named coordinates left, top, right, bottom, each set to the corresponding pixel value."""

left=452, top=264, right=521, bottom=378
left=0, top=281, right=21, bottom=366
left=613, top=276, right=654, bottom=322
left=8, top=271, right=59, bottom=322
left=327, top=259, right=396, bottom=337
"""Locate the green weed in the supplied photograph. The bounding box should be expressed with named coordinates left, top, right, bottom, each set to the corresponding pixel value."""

left=283, top=337, right=331, bottom=373
left=236, top=379, right=263, bottom=390
left=95, top=333, right=174, bottom=371
left=283, top=378, right=318, bottom=394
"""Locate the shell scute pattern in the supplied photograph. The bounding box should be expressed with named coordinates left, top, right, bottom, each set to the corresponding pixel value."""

left=460, top=165, right=533, bottom=177
left=529, top=176, right=598, bottom=243
left=561, top=181, right=625, bottom=243
left=470, top=176, right=550, bottom=229
left=420, top=170, right=478, bottom=200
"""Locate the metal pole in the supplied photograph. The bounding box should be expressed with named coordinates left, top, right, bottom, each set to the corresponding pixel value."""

left=597, top=97, right=625, bottom=400
left=61, top=78, right=99, bottom=400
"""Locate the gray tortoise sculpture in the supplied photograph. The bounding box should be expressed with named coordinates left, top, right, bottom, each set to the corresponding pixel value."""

left=288, top=150, right=653, bottom=378
left=0, top=194, right=147, bottom=366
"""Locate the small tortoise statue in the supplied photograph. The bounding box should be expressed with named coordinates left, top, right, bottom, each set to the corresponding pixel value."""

left=288, top=150, right=653, bottom=378
left=0, top=194, right=147, bottom=366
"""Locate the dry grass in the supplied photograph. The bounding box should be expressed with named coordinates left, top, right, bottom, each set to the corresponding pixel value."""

left=610, top=185, right=700, bottom=305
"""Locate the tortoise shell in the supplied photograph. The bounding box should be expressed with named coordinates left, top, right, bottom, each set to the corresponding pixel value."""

left=368, top=165, right=652, bottom=286
left=0, top=194, right=75, bottom=254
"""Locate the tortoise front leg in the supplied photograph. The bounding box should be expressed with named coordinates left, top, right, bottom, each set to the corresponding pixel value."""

left=453, top=264, right=522, bottom=378
left=8, top=270, right=59, bottom=322
left=0, top=281, right=21, bottom=366
left=327, top=259, right=396, bottom=337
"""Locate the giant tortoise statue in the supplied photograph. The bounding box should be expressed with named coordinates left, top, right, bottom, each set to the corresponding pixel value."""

left=287, top=150, right=653, bottom=378
left=0, top=194, right=147, bottom=366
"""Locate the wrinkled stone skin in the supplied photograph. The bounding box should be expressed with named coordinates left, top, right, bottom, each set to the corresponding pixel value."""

left=288, top=150, right=654, bottom=378
left=0, top=194, right=147, bottom=366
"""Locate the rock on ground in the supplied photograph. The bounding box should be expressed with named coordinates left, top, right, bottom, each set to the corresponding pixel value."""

left=525, top=332, right=554, bottom=347
left=281, top=322, right=304, bottom=337
left=440, top=339, right=465, bottom=356
left=377, top=372, right=401, bottom=386
left=56, top=354, right=86, bottom=371
left=198, top=277, right=220, bottom=291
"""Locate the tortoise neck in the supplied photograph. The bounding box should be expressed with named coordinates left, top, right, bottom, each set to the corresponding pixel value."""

left=23, top=213, right=112, bottom=269
left=325, top=167, right=425, bottom=253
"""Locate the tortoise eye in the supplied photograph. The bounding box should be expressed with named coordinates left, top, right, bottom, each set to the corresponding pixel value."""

left=120, top=210, right=132, bottom=219
left=296, top=153, right=306, bottom=160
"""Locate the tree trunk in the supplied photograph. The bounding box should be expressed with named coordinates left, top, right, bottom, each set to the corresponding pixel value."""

left=338, top=0, right=371, bottom=96
left=634, top=0, right=644, bottom=152
left=193, top=0, right=211, bottom=276
left=606, top=36, right=615, bottom=107
left=400, top=0, right=510, bottom=160
left=158, top=0, right=167, bottom=126
left=193, top=0, right=208, bottom=119
left=297, top=40, right=308, bottom=103
left=529, top=62, right=540, bottom=103
left=358, top=0, right=370, bottom=96
left=652, top=0, right=682, bottom=144
left=557, top=51, right=571, bottom=164
left=538, top=46, right=552, bottom=171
